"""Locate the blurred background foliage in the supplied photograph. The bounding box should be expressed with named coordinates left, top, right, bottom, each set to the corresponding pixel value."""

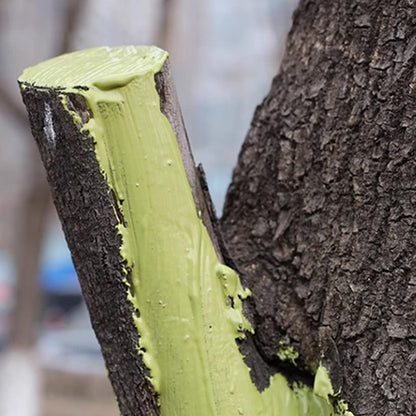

left=0, top=0, right=297, bottom=415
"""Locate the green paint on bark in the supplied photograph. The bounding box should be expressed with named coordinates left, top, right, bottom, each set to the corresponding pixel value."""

left=19, top=46, right=352, bottom=416
left=276, top=342, right=299, bottom=365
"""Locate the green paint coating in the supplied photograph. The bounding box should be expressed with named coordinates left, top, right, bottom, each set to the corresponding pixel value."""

left=276, top=342, right=299, bottom=366
left=314, top=365, right=334, bottom=399
left=19, top=46, right=352, bottom=416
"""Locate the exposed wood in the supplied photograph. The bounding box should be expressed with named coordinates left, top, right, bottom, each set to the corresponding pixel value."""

left=222, top=1, right=416, bottom=415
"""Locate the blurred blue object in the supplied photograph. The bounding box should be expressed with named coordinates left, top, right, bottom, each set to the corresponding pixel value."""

left=0, top=250, right=15, bottom=347
left=40, top=220, right=81, bottom=295
left=0, top=251, right=14, bottom=307
left=40, top=259, right=80, bottom=295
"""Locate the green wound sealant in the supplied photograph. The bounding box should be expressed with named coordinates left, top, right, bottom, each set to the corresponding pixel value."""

left=19, top=46, right=352, bottom=416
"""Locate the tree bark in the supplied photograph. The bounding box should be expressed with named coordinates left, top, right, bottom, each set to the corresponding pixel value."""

left=18, top=1, right=416, bottom=415
left=222, top=1, right=416, bottom=415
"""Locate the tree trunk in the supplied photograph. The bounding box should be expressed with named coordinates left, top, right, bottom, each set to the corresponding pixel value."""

left=222, top=1, right=416, bottom=415
left=18, top=1, right=416, bottom=415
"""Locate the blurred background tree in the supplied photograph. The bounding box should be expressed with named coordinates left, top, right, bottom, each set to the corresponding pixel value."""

left=0, top=0, right=297, bottom=415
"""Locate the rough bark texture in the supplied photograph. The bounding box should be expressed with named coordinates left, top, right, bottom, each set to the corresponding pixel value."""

left=19, top=87, right=159, bottom=416
left=222, top=1, right=416, bottom=415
